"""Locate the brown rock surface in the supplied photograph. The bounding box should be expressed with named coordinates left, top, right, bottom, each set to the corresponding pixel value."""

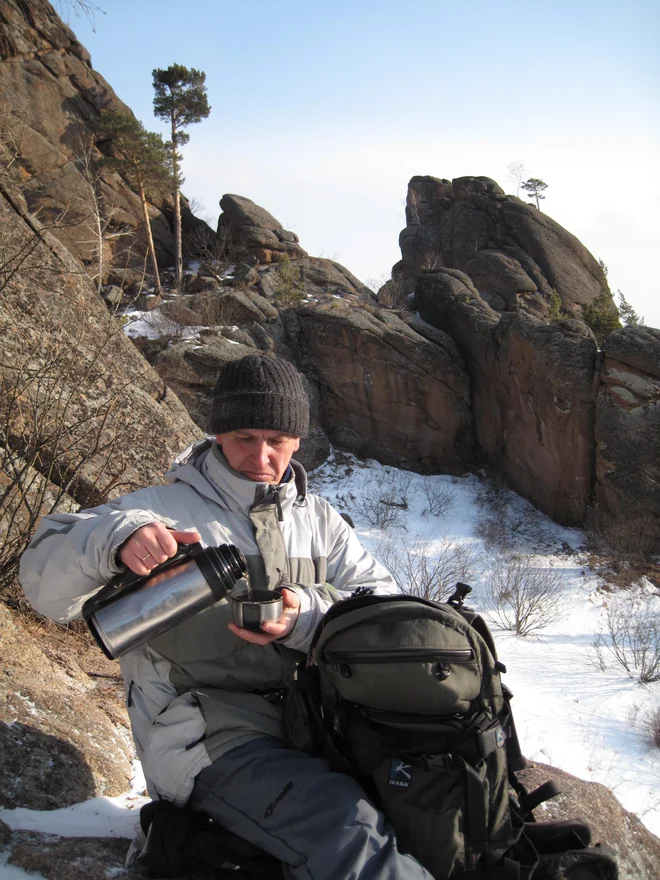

left=398, top=175, right=613, bottom=322
left=595, top=327, right=660, bottom=550
left=0, top=605, right=131, bottom=808
left=0, top=183, right=202, bottom=504
left=518, top=762, right=660, bottom=880
left=292, top=302, right=473, bottom=471
left=414, top=270, right=599, bottom=523
left=218, top=194, right=307, bottom=263
left=0, top=0, right=177, bottom=273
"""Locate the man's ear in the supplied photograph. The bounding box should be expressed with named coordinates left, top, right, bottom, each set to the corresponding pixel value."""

left=292, top=438, right=300, bottom=452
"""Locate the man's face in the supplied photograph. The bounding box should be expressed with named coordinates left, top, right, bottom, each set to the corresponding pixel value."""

left=217, top=429, right=301, bottom=484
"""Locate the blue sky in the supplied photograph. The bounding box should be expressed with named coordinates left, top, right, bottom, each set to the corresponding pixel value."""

left=68, top=0, right=659, bottom=326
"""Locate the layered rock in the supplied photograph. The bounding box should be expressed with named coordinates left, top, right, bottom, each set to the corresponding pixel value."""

left=0, top=181, right=202, bottom=504
left=595, top=327, right=660, bottom=547
left=218, top=194, right=307, bottom=263
left=397, top=175, right=616, bottom=323
left=414, top=270, right=599, bottom=522
left=290, top=304, right=473, bottom=471
left=0, top=0, right=179, bottom=275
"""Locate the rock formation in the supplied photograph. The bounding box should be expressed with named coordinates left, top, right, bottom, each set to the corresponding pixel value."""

left=595, top=327, right=660, bottom=543
left=397, top=175, right=617, bottom=323
left=218, top=193, right=307, bottom=263
left=398, top=176, right=657, bottom=541
left=0, top=0, right=207, bottom=280
left=414, top=271, right=599, bottom=522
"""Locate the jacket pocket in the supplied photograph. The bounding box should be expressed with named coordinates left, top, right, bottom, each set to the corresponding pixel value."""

left=143, top=691, right=211, bottom=806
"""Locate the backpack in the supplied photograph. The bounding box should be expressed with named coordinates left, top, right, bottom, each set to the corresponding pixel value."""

left=283, top=585, right=619, bottom=880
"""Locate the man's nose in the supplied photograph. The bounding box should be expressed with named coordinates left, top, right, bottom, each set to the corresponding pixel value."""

left=251, top=442, right=270, bottom=466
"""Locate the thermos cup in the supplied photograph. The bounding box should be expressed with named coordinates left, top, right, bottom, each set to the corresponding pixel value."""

left=83, top=542, right=247, bottom=659
left=230, top=590, right=284, bottom=632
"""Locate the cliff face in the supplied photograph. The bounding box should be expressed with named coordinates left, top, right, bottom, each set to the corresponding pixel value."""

left=0, top=0, right=176, bottom=273
left=396, top=175, right=658, bottom=540
left=396, top=175, right=615, bottom=322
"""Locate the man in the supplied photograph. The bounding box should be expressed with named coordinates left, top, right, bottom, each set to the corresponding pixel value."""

left=19, top=355, right=432, bottom=880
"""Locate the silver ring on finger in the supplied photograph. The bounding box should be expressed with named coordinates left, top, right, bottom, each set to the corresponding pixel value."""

left=140, top=552, right=152, bottom=561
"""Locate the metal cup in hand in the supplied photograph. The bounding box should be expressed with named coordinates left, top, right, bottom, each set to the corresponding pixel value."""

left=230, top=590, right=283, bottom=632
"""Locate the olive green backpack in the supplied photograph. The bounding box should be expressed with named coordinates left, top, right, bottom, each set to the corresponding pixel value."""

left=284, top=586, right=618, bottom=880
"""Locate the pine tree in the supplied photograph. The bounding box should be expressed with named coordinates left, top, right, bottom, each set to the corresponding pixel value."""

left=98, top=112, right=174, bottom=296
left=617, top=290, right=644, bottom=327
left=152, top=64, right=211, bottom=288
left=520, top=177, right=548, bottom=210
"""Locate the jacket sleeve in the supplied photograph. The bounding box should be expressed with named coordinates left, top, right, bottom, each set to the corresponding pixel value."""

left=19, top=497, right=175, bottom=623
left=280, top=497, right=400, bottom=652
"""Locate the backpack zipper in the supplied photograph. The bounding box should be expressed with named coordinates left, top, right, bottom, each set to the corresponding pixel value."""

left=324, top=648, right=474, bottom=663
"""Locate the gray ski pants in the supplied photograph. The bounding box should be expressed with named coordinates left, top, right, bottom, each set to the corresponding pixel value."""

left=188, top=736, right=433, bottom=880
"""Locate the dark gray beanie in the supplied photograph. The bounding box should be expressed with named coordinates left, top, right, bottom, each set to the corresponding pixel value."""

left=211, top=355, right=309, bottom=437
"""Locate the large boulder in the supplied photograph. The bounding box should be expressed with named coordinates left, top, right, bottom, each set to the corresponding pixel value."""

left=0, top=183, right=202, bottom=507
left=414, top=270, right=599, bottom=523
left=594, top=327, right=660, bottom=550
left=398, top=175, right=615, bottom=323
left=290, top=301, right=474, bottom=472
left=518, top=762, right=660, bottom=880
left=218, top=194, right=307, bottom=264
left=0, top=0, right=177, bottom=274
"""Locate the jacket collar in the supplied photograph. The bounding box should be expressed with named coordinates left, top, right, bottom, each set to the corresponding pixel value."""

left=166, top=437, right=307, bottom=515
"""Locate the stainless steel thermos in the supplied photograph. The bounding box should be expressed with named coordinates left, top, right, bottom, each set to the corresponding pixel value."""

left=83, top=543, right=247, bottom=659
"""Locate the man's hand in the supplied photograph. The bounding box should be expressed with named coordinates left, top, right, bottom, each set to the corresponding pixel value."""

left=228, top=588, right=300, bottom=645
left=118, top=522, right=201, bottom=575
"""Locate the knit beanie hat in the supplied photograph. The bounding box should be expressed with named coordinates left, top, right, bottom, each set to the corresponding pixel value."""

left=211, top=355, right=310, bottom=437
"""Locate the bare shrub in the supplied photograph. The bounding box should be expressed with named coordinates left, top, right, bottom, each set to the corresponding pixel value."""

left=350, top=485, right=406, bottom=530
left=648, top=708, right=660, bottom=748
left=593, top=591, right=660, bottom=683
left=420, top=478, right=455, bottom=517
left=0, top=306, right=139, bottom=599
left=375, top=535, right=480, bottom=601
left=474, top=475, right=552, bottom=551
left=484, top=554, right=566, bottom=636
left=349, top=470, right=412, bottom=530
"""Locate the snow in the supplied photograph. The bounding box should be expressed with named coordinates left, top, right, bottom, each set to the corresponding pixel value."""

left=1, top=452, right=658, bottom=878
left=121, top=308, right=208, bottom=342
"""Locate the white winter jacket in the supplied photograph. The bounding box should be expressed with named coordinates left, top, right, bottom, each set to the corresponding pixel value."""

left=19, top=439, right=398, bottom=805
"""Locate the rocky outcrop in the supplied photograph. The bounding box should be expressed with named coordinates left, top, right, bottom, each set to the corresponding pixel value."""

left=519, top=762, right=660, bottom=880
left=397, top=175, right=616, bottom=323
left=0, top=181, right=202, bottom=504
left=218, top=194, right=307, bottom=263
left=414, top=270, right=599, bottom=522
left=0, top=0, right=180, bottom=275
left=595, top=327, right=660, bottom=547
left=290, top=304, right=473, bottom=471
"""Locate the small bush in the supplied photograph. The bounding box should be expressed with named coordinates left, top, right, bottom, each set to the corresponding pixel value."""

left=350, top=485, right=406, bottom=529
left=593, top=590, right=660, bottom=683
left=546, top=289, right=562, bottom=323
left=474, top=475, right=552, bottom=551
left=648, top=708, right=660, bottom=748
left=276, top=256, right=305, bottom=306
left=420, top=478, right=455, bottom=517
left=582, top=294, right=621, bottom=346
left=349, top=470, right=412, bottom=530
left=485, top=554, right=566, bottom=636
left=376, top=535, right=480, bottom=602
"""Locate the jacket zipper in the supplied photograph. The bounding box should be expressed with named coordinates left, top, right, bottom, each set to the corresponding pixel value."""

left=324, top=648, right=474, bottom=663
